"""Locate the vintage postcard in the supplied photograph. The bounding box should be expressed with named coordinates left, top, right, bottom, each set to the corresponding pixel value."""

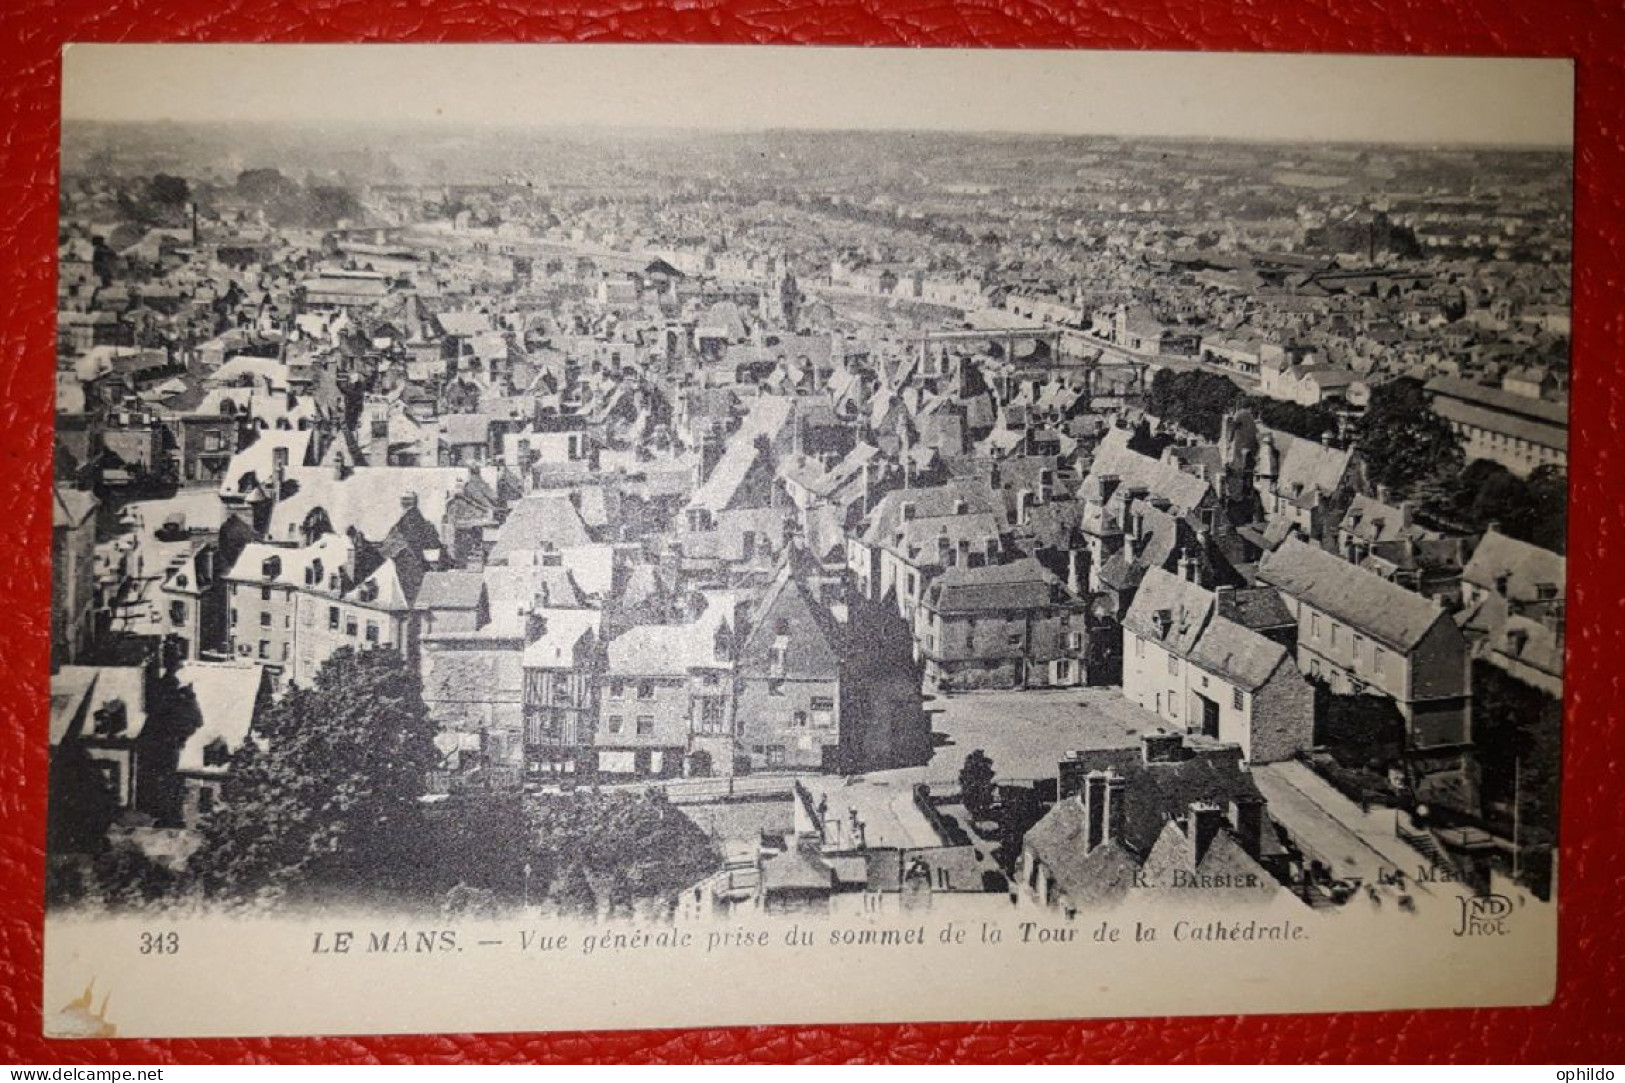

left=44, top=44, right=1571, bottom=1038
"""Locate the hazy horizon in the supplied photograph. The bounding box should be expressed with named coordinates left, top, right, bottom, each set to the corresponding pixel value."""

left=62, top=45, right=1575, bottom=149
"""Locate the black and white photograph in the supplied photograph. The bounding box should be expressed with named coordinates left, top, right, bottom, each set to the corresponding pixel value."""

left=44, top=45, right=1570, bottom=1037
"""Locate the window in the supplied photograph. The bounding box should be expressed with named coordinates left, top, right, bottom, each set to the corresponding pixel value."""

left=1372, top=647, right=1386, bottom=676
left=606, top=715, right=623, bottom=735
left=636, top=715, right=655, bottom=736
left=203, top=430, right=223, bottom=452
left=281, top=642, right=291, bottom=662
left=610, top=679, right=625, bottom=699
left=197, top=786, right=215, bottom=816
left=768, top=679, right=785, bottom=697
left=637, top=681, right=655, bottom=700
left=365, top=621, right=380, bottom=645
left=1134, top=637, right=1145, bottom=659
left=701, top=672, right=719, bottom=687
left=1167, top=655, right=1179, bottom=676
left=328, top=606, right=340, bottom=631
left=1232, top=688, right=1245, bottom=711
left=1353, top=633, right=1365, bottom=665
left=258, top=639, right=270, bottom=659
left=767, top=746, right=786, bottom=767
left=1007, top=630, right=1023, bottom=648
left=261, top=585, right=272, bottom=602
left=169, top=601, right=187, bottom=626
left=260, top=611, right=272, bottom=628
left=1311, top=612, right=1321, bottom=639
left=791, top=711, right=808, bottom=729
left=346, top=616, right=358, bottom=637
left=1330, top=622, right=1340, bottom=648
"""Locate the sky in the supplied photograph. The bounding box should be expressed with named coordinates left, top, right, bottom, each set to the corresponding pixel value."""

left=61, top=45, right=1574, bottom=147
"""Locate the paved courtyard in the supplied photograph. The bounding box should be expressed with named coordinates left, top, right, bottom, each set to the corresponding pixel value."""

left=883, top=686, right=1161, bottom=788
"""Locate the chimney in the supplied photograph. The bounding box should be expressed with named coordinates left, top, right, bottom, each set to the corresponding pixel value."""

left=1214, top=584, right=1235, bottom=619
left=1179, top=547, right=1200, bottom=584
left=1084, top=771, right=1108, bottom=851
left=1189, top=801, right=1224, bottom=866
left=1230, top=795, right=1265, bottom=858
left=1067, top=549, right=1083, bottom=597
left=1375, top=483, right=1392, bottom=505
left=1141, top=730, right=1184, bottom=765
left=1106, top=773, right=1127, bottom=846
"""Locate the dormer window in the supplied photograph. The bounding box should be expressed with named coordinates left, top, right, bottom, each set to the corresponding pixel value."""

left=93, top=699, right=128, bottom=737
left=261, top=556, right=281, bottom=580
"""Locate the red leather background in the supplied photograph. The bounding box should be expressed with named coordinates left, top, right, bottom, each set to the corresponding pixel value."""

left=4, top=0, right=1622, bottom=1064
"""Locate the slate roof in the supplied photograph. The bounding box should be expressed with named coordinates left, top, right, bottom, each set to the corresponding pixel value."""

left=926, top=557, right=1063, bottom=614
left=1055, top=741, right=1264, bottom=860
left=1462, top=529, right=1566, bottom=605
left=415, top=570, right=485, bottom=612
left=488, top=494, right=594, bottom=563
left=1257, top=537, right=1446, bottom=651
left=1082, top=428, right=1211, bottom=519
left=1261, top=427, right=1352, bottom=508
left=176, top=661, right=266, bottom=774
left=1122, top=566, right=1213, bottom=655
left=1185, top=614, right=1290, bottom=692
left=1217, top=586, right=1294, bottom=632
left=53, top=487, right=98, bottom=529
left=607, top=590, right=738, bottom=676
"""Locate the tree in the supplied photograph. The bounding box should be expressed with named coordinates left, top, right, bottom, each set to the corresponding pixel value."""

left=1418, top=459, right=1567, bottom=554
left=525, top=790, right=717, bottom=904
left=189, top=647, right=439, bottom=905
left=47, top=744, right=119, bottom=857
left=1145, top=369, right=1245, bottom=441
left=1353, top=377, right=1463, bottom=498
left=1247, top=397, right=1340, bottom=442
left=146, top=174, right=190, bottom=210
left=959, top=750, right=997, bottom=822
left=551, top=862, right=597, bottom=918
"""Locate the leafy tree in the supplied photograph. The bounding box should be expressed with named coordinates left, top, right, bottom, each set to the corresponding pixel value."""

left=441, top=882, right=500, bottom=918
left=1145, top=369, right=1245, bottom=441
left=146, top=174, right=190, bottom=210
left=189, top=647, right=439, bottom=905
left=47, top=744, right=119, bottom=857
left=959, top=749, right=997, bottom=822
left=526, top=790, right=717, bottom=903
left=1353, top=377, right=1463, bottom=498
left=88, top=841, right=180, bottom=911
left=1418, top=460, right=1567, bottom=554
left=992, top=784, right=1045, bottom=874
left=1247, top=397, right=1340, bottom=442
left=551, top=862, right=597, bottom=918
